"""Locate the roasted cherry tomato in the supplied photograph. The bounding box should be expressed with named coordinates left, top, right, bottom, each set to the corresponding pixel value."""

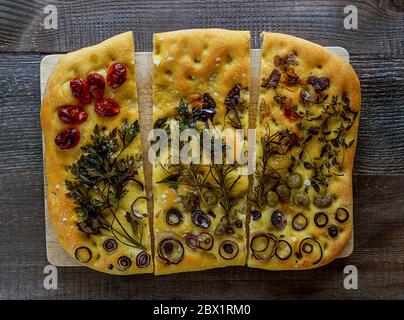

left=57, top=105, right=88, bottom=124
left=94, top=98, right=120, bottom=117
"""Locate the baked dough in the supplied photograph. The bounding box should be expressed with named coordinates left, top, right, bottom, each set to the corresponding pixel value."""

left=41, top=32, right=153, bottom=274
left=152, top=29, right=250, bottom=275
left=248, top=33, right=361, bottom=270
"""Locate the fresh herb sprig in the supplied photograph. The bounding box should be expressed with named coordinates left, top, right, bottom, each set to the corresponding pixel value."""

left=65, top=121, right=145, bottom=249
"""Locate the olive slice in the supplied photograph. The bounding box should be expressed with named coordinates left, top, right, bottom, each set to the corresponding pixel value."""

left=302, top=243, right=313, bottom=254
left=251, top=209, right=262, bottom=221
left=314, top=212, right=329, bottom=228
left=299, top=238, right=323, bottom=265
left=131, top=196, right=147, bottom=219
left=166, top=208, right=183, bottom=226
left=276, top=183, right=290, bottom=201
left=271, top=210, right=286, bottom=229
left=275, top=240, right=292, bottom=260
left=197, top=232, right=214, bottom=251
left=183, top=192, right=199, bottom=211
left=185, top=234, right=200, bottom=249
left=158, top=238, right=184, bottom=265
left=250, top=233, right=277, bottom=260
left=117, top=256, right=132, bottom=271
left=335, top=207, right=350, bottom=223
left=74, top=246, right=92, bottom=264
left=103, top=239, right=117, bottom=252
left=219, top=240, right=239, bottom=260
left=191, top=210, right=211, bottom=229
left=287, top=173, right=302, bottom=189
left=313, top=194, right=332, bottom=208
left=328, top=225, right=339, bottom=238
left=266, top=191, right=279, bottom=206
left=292, top=213, right=308, bottom=231
left=136, top=251, right=151, bottom=268
left=202, top=189, right=218, bottom=206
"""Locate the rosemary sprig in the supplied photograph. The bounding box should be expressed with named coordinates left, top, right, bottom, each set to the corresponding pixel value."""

left=65, top=121, right=145, bottom=249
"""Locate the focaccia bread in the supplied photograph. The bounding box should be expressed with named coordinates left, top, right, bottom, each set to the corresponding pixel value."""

left=41, top=32, right=153, bottom=274
left=248, top=33, right=361, bottom=270
left=152, top=29, right=250, bottom=275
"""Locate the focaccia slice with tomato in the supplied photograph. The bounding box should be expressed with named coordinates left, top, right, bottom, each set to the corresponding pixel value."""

left=41, top=32, right=153, bottom=274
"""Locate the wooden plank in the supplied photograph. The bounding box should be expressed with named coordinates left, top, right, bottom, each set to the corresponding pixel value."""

left=0, top=172, right=403, bottom=299
left=38, top=48, right=353, bottom=267
left=1, top=52, right=403, bottom=174
left=0, top=1, right=403, bottom=55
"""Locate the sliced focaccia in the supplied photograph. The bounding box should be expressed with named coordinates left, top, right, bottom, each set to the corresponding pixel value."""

left=152, top=29, right=250, bottom=275
left=248, top=33, right=361, bottom=270
left=41, top=32, right=153, bottom=274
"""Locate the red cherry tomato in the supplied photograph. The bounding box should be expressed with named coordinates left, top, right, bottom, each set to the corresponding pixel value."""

left=55, top=128, right=80, bottom=150
left=57, top=105, right=88, bottom=124
left=94, top=98, right=120, bottom=117
left=70, top=77, right=90, bottom=105
left=107, top=63, right=127, bottom=88
left=87, top=73, right=105, bottom=99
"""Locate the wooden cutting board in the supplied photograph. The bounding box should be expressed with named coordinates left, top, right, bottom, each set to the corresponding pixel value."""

left=40, top=48, right=354, bottom=267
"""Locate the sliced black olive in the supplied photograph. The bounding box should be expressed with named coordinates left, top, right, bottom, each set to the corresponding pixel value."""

left=131, top=196, right=148, bottom=219
left=136, top=251, right=151, bottom=268
left=292, top=213, right=308, bottom=231
left=219, top=240, right=239, bottom=260
left=276, top=183, right=290, bottom=201
left=74, top=246, right=92, bottom=264
left=314, top=194, right=332, bottom=208
left=192, top=107, right=216, bottom=122
left=158, top=238, right=184, bottom=265
left=224, top=84, right=241, bottom=110
left=314, top=212, right=329, bottom=228
left=166, top=208, right=183, bottom=226
left=202, top=189, right=218, bottom=206
left=185, top=234, right=200, bottom=249
left=251, top=209, right=262, bottom=221
left=250, top=233, right=277, bottom=260
left=271, top=210, right=286, bottom=229
left=117, top=256, right=132, bottom=271
left=293, top=192, right=310, bottom=207
left=197, top=232, right=214, bottom=251
left=183, top=192, right=199, bottom=211
left=299, top=238, right=323, bottom=265
left=275, top=240, right=292, bottom=260
left=103, top=239, right=118, bottom=253
left=191, top=210, right=210, bottom=229
left=266, top=190, right=279, bottom=206
left=328, top=225, right=339, bottom=238
left=287, top=173, right=302, bottom=189
left=335, top=207, right=350, bottom=223
left=302, top=243, right=313, bottom=254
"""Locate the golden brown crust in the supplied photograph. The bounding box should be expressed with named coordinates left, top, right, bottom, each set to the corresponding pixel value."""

left=248, top=32, right=361, bottom=270
left=41, top=32, right=153, bottom=274
left=152, top=29, right=250, bottom=275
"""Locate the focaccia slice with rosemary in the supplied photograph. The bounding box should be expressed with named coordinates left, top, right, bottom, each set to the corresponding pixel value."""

left=152, top=29, right=250, bottom=275
left=41, top=32, right=153, bottom=274
left=248, top=33, right=361, bottom=270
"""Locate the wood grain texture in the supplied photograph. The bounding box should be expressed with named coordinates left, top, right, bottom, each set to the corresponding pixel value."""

left=0, top=173, right=403, bottom=299
left=0, top=1, right=403, bottom=55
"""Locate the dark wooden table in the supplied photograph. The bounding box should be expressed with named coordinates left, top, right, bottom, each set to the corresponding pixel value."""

left=0, top=0, right=403, bottom=300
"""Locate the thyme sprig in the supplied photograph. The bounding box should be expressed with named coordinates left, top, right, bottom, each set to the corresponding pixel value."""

left=65, top=121, right=145, bottom=249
